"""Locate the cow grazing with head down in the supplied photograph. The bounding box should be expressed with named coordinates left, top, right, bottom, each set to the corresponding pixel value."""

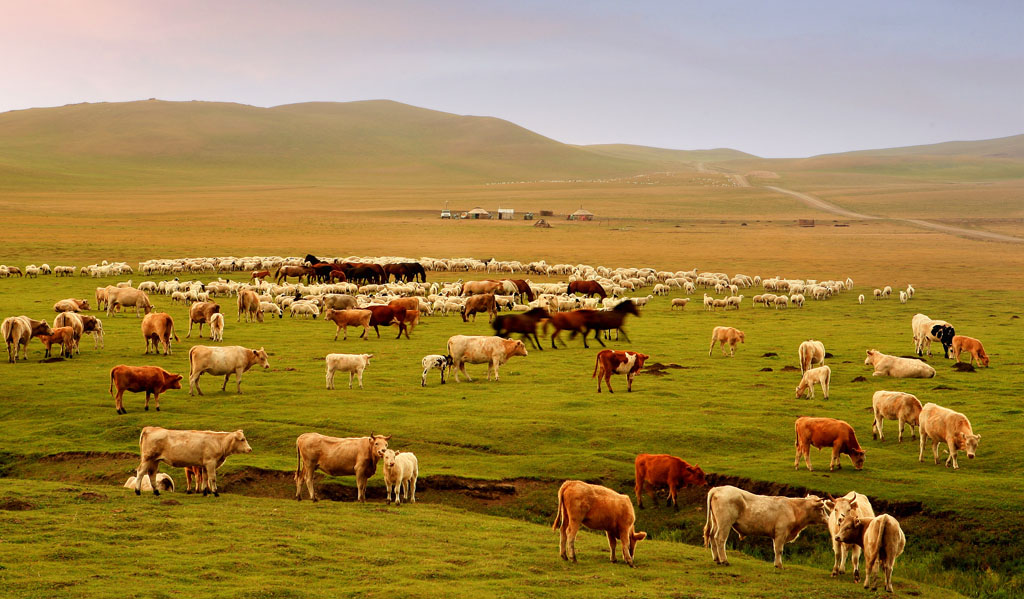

left=236, top=289, right=265, bottom=323
left=593, top=349, right=649, bottom=393
left=703, top=485, right=828, bottom=568
left=835, top=513, right=906, bottom=593
left=186, top=301, right=221, bottom=338
left=446, top=335, right=528, bottom=382
left=294, top=433, right=391, bottom=502
left=918, top=402, right=980, bottom=470
left=2, top=316, right=53, bottom=363
left=871, top=391, right=923, bottom=443
left=141, top=312, right=179, bottom=355
left=106, top=287, right=153, bottom=317
left=37, top=326, right=75, bottom=358
left=552, top=480, right=646, bottom=567
left=794, top=416, right=865, bottom=471
left=109, top=365, right=183, bottom=414
left=461, top=293, right=498, bottom=322
left=951, top=335, right=989, bottom=367
left=634, top=453, right=706, bottom=510
left=134, top=426, right=252, bottom=497
left=187, top=345, right=270, bottom=395
left=824, top=491, right=875, bottom=581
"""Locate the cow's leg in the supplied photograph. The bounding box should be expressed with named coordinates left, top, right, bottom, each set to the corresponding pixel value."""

left=144, top=461, right=162, bottom=496
left=235, top=370, right=244, bottom=394
left=385, top=479, right=393, bottom=504
left=461, top=362, right=472, bottom=382
left=714, top=527, right=730, bottom=565
left=851, top=543, right=863, bottom=582
left=831, top=445, right=841, bottom=471
left=635, top=478, right=645, bottom=508
left=326, top=368, right=334, bottom=390
left=409, top=476, right=417, bottom=502
left=605, top=374, right=613, bottom=393
left=222, top=374, right=230, bottom=392
left=356, top=473, right=367, bottom=502
left=872, top=414, right=881, bottom=441
left=348, top=372, right=354, bottom=389
left=883, top=559, right=895, bottom=592
left=831, top=538, right=843, bottom=576
left=115, top=390, right=125, bottom=414
left=190, top=371, right=203, bottom=396
left=306, top=470, right=317, bottom=502
left=144, top=392, right=151, bottom=411
left=566, top=519, right=580, bottom=562
left=931, top=439, right=941, bottom=465
left=421, top=366, right=429, bottom=387
left=334, top=325, right=341, bottom=341
left=186, top=468, right=195, bottom=494
left=772, top=535, right=786, bottom=568
left=204, top=461, right=219, bottom=496
left=918, top=432, right=927, bottom=462
left=897, top=417, right=905, bottom=443
left=186, top=319, right=193, bottom=338
left=606, top=531, right=618, bottom=563
left=134, top=460, right=154, bottom=495
left=945, top=436, right=958, bottom=468
left=558, top=522, right=568, bottom=560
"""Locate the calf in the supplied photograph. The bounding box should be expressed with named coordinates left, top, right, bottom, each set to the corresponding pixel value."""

left=186, top=301, right=221, bottom=338
left=871, top=391, right=923, bottom=443
left=835, top=513, right=906, bottom=593
left=421, top=354, right=453, bottom=386
left=123, top=473, right=175, bottom=493
left=795, top=365, right=831, bottom=399
left=794, top=416, right=865, bottom=471
left=703, top=485, right=827, bottom=568
left=593, top=349, right=649, bottom=393
left=324, top=308, right=372, bottom=341
left=864, top=349, right=935, bottom=378
left=951, top=335, right=989, bottom=367
left=325, top=353, right=373, bottom=389
left=53, top=298, right=90, bottom=313
left=708, top=326, right=744, bottom=357
left=824, top=491, right=875, bottom=581
left=37, top=326, right=75, bottom=358
left=134, top=427, right=252, bottom=496
left=552, top=480, right=647, bottom=567
left=109, top=365, right=183, bottom=414
left=918, top=402, right=980, bottom=470
left=381, top=449, right=419, bottom=505
left=209, top=312, right=225, bottom=342
left=634, top=453, right=706, bottom=509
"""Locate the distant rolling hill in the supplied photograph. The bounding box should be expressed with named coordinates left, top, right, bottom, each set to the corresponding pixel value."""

left=578, top=144, right=757, bottom=165
left=0, top=99, right=737, bottom=189
left=818, top=133, right=1024, bottom=160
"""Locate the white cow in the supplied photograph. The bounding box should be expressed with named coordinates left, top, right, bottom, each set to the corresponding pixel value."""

left=795, top=365, right=831, bottom=399
left=798, top=340, right=825, bottom=373
left=124, top=473, right=175, bottom=492
left=864, top=350, right=935, bottom=378
left=188, top=345, right=270, bottom=395
left=325, top=353, right=373, bottom=389
left=835, top=513, right=906, bottom=593
left=918, top=403, right=980, bottom=470
left=381, top=449, right=419, bottom=505
left=871, top=391, right=923, bottom=442
left=446, top=335, right=528, bottom=382
left=824, top=491, right=875, bottom=581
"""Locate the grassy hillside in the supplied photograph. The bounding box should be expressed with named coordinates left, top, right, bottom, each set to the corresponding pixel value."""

left=579, top=143, right=756, bottom=165
left=821, top=133, right=1024, bottom=160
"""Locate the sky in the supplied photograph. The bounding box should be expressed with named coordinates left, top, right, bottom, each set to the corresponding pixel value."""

left=1, top=0, right=1021, bottom=157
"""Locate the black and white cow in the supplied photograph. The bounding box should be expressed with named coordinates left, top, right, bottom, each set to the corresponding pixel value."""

left=421, top=354, right=454, bottom=387
left=912, top=314, right=956, bottom=359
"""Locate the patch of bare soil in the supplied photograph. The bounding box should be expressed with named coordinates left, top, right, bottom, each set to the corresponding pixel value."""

left=952, top=363, right=976, bottom=372
left=780, top=365, right=800, bottom=372
left=759, top=367, right=773, bottom=372
left=761, top=352, right=778, bottom=358
left=0, top=497, right=36, bottom=511
left=851, top=376, right=869, bottom=382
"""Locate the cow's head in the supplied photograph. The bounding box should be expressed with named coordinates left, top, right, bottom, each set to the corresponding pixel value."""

left=849, top=448, right=866, bottom=470
left=958, top=432, right=981, bottom=459
left=794, top=379, right=809, bottom=398
left=628, top=529, right=647, bottom=559
left=368, top=433, right=392, bottom=459
left=30, top=319, right=53, bottom=337
left=231, top=430, right=253, bottom=454
left=685, top=464, right=707, bottom=486
left=509, top=339, right=528, bottom=357
left=443, top=354, right=454, bottom=367
left=835, top=512, right=867, bottom=544
left=382, top=449, right=397, bottom=469
left=978, top=348, right=990, bottom=367
left=633, top=353, right=650, bottom=370
left=804, top=494, right=829, bottom=524
left=164, top=372, right=183, bottom=391
left=864, top=349, right=879, bottom=365
left=824, top=494, right=856, bottom=526
left=253, top=347, right=270, bottom=369
left=80, top=300, right=91, bottom=311
left=256, top=307, right=265, bottom=323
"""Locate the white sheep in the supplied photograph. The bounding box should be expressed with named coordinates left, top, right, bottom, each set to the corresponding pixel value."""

left=670, top=298, right=690, bottom=311
left=858, top=294, right=865, bottom=304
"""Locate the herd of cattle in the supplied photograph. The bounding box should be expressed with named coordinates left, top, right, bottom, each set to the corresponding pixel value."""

left=1, top=255, right=992, bottom=591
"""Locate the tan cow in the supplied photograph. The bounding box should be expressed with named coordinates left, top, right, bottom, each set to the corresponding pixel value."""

left=2, top=316, right=53, bottom=363
left=824, top=491, right=875, bottom=581
left=107, top=287, right=153, bottom=317
left=919, top=402, right=980, bottom=470
left=446, top=335, right=528, bottom=382
left=187, top=301, right=221, bottom=338
left=37, top=326, right=75, bottom=358
left=703, top=485, right=828, bottom=568
left=294, top=433, right=391, bottom=502
left=871, top=391, right=923, bottom=443
left=461, top=293, right=497, bottom=322
left=324, top=308, right=373, bottom=341
left=951, top=335, right=989, bottom=367
left=864, top=349, right=935, bottom=378
left=54, top=311, right=84, bottom=354
left=835, top=513, right=906, bottom=592
left=53, top=298, right=90, bottom=313
left=134, top=426, right=252, bottom=496
left=461, top=280, right=504, bottom=296
left=798, top=340, right=825, bottom=373
left=236, top=289, right=264, bottom=323
left=188, top=345, right=270, bottom=395
left=141, top=312, right=179, bottom=355
left=95, top=287, right=110, bottom=311
left=551, top=480, right=647, bottom=567
left=708, top=326, right=744, bottom=357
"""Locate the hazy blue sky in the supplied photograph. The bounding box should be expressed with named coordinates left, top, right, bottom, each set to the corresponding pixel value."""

left=2, top=0, right=1021, bottom=157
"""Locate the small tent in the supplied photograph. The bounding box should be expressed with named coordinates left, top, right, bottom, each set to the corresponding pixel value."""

left=466, top=207, right=491, bottom=220
left=567, top=208, right=594, bottom=221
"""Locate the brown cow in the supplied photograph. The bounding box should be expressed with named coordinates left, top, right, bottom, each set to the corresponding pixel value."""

left=951, top=335, right=989, bottom=367
left=552, top=480, right=647, bottom=567
left=794, top=417, right=866, bottom=471
left=634, top=453, right=707, bottom=510
left=134, top=427, right=252, bottom=496
left=294, top=433, right=391, bottom=502
left=835, top=513, right=906, bottom=592
left=462, top=293, right=497, bottom=322
left=324, top=308, right=373, bottom=341
left=918, top=402, right=980, bottom=470
left=37, top=326, right=75, bottom=359
left=362, top=305, right=407, bottom=339
left=187, top=301, right=221, bottom=338
left=871, top=391, right=923, bottom=443
left=141, top=312, right=179, bottom=355
left=236, top=289, right=265, bottom=323
left=461, top=280, right=504, bottom=296
left=709, top=326, right=745, bottom=357
left=593, top=349, right=649, bottom=393
left=400, top=309, right=420, bottom=337
left=109, top=365, right=183, bottom=414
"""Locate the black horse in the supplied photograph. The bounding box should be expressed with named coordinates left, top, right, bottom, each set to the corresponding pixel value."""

left=492, top=307, right=550, bottom=350
left=575, top=300, right=640, bottom=348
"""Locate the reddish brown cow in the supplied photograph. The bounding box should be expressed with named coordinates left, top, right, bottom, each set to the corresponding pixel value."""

left=951, top=335, right=989, bottom=367
left=462, top=293, right=498, bottom=323
left=634, top=453, right=707, bottom=510
left=38, top=326, right=75, bottom=359
left=187, top=301, right=221, bottom=338
left=109, top=365, right=183, bottom=414
left=794, top=416, right=866, bottom=472
left=361, top=305, right=408, bottom=339
left=593, top=349, right=649, bottom=393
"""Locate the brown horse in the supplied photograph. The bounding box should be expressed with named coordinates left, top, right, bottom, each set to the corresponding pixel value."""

left=275, top=265, right=310, bottom=283
left=580, top=301, right=640, bottom=347
left=492, top=307, right=550, bottom=350
left=568, top=280, right=607, bottom=298
left=504, top=279, right=536, bottom=302
left=544, top=310, right=590, bottom=349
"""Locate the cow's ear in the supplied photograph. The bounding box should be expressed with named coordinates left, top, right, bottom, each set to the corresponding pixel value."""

left=633, top=531, right=647, bottom=541
left=393, top=450, right=400, bottom=455
left=824, top=500, right=835, bottom=511
left=849, top=500, right=858, bottom=510
left=252, top=350, right=259, bottom=356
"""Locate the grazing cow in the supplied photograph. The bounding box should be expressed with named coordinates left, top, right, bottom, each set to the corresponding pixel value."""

left=294, top=433, right=391, bottom=502
left=552, top=480, right=646, bottom=567
left=795, top=365, right=831, bottom=399
left=106, top=287, right=153, bottom=317
left=53, top=298, right=90, bottom=313
left=794, top=416, right=865, bottom=471
left=825, top=491, right=875, bottom=581
left=864, top=349, right=935, bottom=378
left=951, top=335, right=989, bottom=367
left=461, top=280, right=504, bottom=296
left=186, top=301, right=221, bottom=338
left=911, top=313, right=955, bottom=358
left=236, top=289, right=265, bottom=323
left=593, top=349, right=649, bottom=393
left=420, top=354, right=453, bottom=386
left=109, top=365, right=183, bottom=414
left=362, top=305, right=408, bottom=339
left=124, top=473, right=175, bottom=493
left=835, top=513, right=906, bottom=592
left=37, top=326, right=75, bottom=358
left=95, top=287, right=110, bottom=311
left=634, top=453, right=707, bottom=510
left=918, top=402, right=980, bottom=470
left=141, top=312, right=179, bottom=355
left=708, top=326, right=745, bottom=357
left=54, top=311, right=84, bottom=354
left=491, top=307, right=550, bottom=350
left=446, top=335, right=528, bottom=382
left=209, top=312, right=225, bottom=342
left=798, top=340, right=825, bottom=373
left=871, top=391, right=923, bottom=443
left=2, top=316, right=53, bottom=363
left=461, top=293, right=498, bottom=322
left=325, top=353, right=373, bottom=389
left=187, top=345, right=270, bottom=395
left=324, top=308, right=373, bottom=341
left=703, top=485, right=828, bottom=568
left=381, top=449, right=419, bottom=505
left=134, top=427, right=252, bottom=497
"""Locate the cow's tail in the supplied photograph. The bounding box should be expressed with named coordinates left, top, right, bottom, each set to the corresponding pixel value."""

left=873, top=516, right=888, bottom=562
left=702, top=489, right=716, bottom=547
left=109, top=368, right=115, bottom=397
left=187, top=345, right=197, bottom=379
left=592, top=353, right=601, bottom=378
left=551, top=483, right=566, bottom=530
left=170, top=321, right=180, bottom=342
left=294, top=440, right=303, bottom=482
